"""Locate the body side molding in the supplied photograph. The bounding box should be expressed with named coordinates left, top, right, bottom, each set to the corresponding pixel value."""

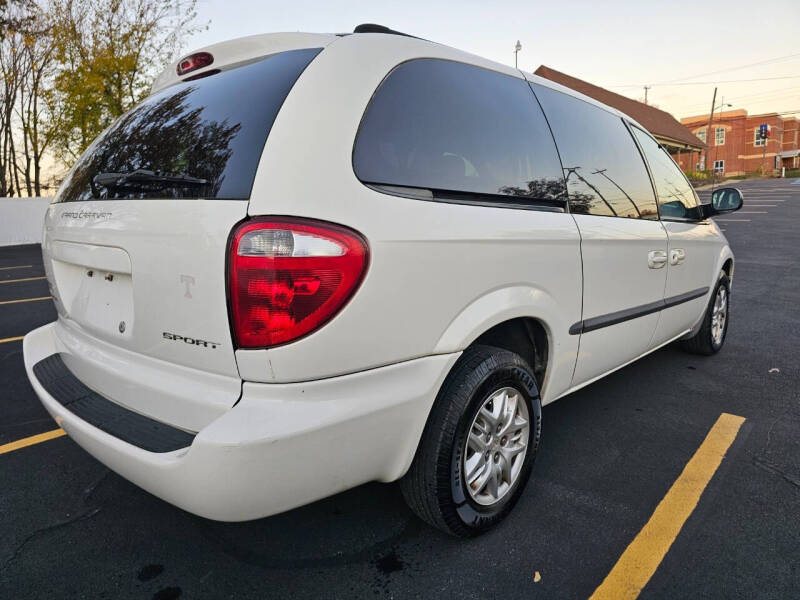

left=569, top=287, right=709, bottom=335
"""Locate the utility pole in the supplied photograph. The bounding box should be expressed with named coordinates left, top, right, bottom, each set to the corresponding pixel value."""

left=704, top=87, right=717, bottom=181
left=644, top=86, right=651, bottom=105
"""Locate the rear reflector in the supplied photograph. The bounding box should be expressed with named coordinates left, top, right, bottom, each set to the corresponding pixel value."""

left=228, top=218, right=369, bottom=348
left=177, top=52, right=214, bottom=76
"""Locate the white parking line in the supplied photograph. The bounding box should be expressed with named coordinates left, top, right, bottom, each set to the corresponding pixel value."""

left=737, top=211, right=768, bottom=214
left=715, top=219, right=751, bottom=222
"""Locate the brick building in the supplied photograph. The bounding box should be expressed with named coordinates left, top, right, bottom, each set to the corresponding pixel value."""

left=677, top=110, right=800, bottom=176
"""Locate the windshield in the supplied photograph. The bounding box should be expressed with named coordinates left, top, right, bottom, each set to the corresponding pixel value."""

left=56, top=47, right=321, bottom=202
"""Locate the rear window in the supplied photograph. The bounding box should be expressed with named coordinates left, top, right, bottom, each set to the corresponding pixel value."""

left=353, top=59, right=566, bottom=208
left=56, top=47, right=321, bottom=203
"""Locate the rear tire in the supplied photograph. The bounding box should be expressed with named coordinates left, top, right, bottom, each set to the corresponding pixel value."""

left=679, top=272, right=730, bottom=355
left=400, top=345, right=542, bottom=537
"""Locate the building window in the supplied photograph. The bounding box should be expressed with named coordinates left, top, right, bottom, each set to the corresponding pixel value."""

left=715, top=127, right=725, bottom=146
left=754, top=128, right=765, bottom=147
left=696, top=128, right=706, bottom=143
left=714, top=159, right=724, bottom=174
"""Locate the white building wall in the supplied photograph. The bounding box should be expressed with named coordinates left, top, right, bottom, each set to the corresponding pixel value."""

left=0, top=197, right=52, bottom=246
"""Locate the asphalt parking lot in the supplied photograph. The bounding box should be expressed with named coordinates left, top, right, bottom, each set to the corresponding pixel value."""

left=1, top=178, right=798, bottom=599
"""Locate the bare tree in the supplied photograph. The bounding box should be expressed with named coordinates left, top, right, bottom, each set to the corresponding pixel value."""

left=0, top=23, right=23, bottom=196
left=17, top=13, right=59, bottom=195
left=0, top=0, right=35, bottom=36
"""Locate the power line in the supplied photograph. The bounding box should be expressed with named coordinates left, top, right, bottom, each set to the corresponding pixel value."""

left=689, top=108, right=800, bottom=118
left=676, top=86, right=800, bottom=113
left=610, top=75, right=800, bottom=89
left=731, top=90, right=800, bottom=106
left=715, top=86, right=800, bottom=106
left=658, top=52, right=800, bottom=84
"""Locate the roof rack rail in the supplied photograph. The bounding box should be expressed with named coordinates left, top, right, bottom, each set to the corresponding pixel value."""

left=353, top=23, right=417, bottom=38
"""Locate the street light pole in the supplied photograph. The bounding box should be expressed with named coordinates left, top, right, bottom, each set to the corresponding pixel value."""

left=704, top=87, right=717, bottom=176
left=514, top=40, right=522, bottom=69
left=710, top=97, right=732, bottom=184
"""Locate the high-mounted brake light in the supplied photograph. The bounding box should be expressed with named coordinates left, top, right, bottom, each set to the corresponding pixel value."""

left=177, top=52, right=214, bottom=76
left=228, top=218, right=369, bottom=348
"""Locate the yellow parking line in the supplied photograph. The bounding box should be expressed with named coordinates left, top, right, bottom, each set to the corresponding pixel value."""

left=590, top=413, right=745, bottom=600
left=0, top=296, right=51, bottom=305
left=0, top=428, right=66, bottom=455
left=0, top=276, right=46, bottom=284
left=0, top=336, right=24, bottom=344
left=0, top=265, right=33, bottom=271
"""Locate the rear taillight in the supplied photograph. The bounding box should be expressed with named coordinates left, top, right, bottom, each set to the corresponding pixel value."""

left=177, top=52, right=214, bottom=76
left=228, top=218, right=369, bottom=348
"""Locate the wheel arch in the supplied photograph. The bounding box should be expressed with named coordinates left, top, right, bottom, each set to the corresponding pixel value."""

left=432, top=285, right=579, bottom=403
left=471, top=318, right=548, bottom=391
left=721, top=256, right=734, bottom=283
left=716, top=246, right=734, bottom=286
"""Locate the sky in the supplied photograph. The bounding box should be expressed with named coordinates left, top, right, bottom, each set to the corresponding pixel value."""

left=185, top=0, right=800, bottom=121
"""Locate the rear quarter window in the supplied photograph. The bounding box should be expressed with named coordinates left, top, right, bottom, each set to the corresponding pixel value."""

left=56, top=47, right=321, bottom=202
left=353, top=58, right=566, bottom=208
left=630, top=125, right=700, bottom=220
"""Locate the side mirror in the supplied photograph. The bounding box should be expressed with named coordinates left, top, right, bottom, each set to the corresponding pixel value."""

left=708, top=187, right=744, bottom=215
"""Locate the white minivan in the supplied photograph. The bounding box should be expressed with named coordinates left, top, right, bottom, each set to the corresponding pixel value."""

left=23, top=25, right=743, bottom=536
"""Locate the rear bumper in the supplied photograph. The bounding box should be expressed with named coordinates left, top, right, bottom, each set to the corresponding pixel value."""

left=24, top=322, right=459, bottom=521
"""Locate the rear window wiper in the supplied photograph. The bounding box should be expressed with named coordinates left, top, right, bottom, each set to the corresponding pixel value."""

left=93, top=169, right=207, bottom=188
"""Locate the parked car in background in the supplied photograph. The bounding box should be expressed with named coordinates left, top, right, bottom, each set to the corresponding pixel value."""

left=23, top=25, right=743, bottom=536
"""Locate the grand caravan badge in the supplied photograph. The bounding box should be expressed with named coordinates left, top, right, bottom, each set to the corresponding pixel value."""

left=61, top=209, right=112, bottom=220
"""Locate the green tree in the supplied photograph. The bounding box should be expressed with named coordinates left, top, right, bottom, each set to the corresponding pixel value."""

left=48, top=0, right=203, bottom=162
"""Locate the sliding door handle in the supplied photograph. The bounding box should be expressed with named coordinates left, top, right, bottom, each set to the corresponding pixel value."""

left=648, top=250, right=668, bottom=269
left=670, top=248, right=686, bottom=265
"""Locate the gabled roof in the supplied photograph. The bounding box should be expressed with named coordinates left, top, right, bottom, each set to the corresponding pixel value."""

left=534, top=65, right=706, bottom=151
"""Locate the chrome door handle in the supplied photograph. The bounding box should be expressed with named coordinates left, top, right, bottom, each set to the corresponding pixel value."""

left=670, top=248, right=686, bottom=265
left=648, top=250, right=668, bottom=269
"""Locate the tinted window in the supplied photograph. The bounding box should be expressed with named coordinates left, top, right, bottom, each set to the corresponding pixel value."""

left=533, top=84, right=658, bottom=219
left=631, top=126, right=699, bottom=219
left=57, top=48, right=321, bottom=202
left=353, top=59, right=566, bottom=206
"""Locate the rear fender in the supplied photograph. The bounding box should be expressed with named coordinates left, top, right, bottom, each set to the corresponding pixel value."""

left=433, top=285, right=579, bottom=404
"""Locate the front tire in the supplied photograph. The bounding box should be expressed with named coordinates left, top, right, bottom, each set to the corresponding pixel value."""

left=679, top=272, right=731, bottom=355
left=400, top=345, right=542, bottom=537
